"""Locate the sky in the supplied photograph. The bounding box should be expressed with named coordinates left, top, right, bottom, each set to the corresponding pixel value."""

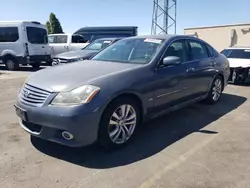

left=1, top=0, right=250, bottom=35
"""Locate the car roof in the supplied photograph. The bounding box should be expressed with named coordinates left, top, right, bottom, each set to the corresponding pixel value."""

left=224, top=47, right=250, bottom=50
left=94, top=37, right=122, bottom=41
left=129, top=34, right=200, bottom=41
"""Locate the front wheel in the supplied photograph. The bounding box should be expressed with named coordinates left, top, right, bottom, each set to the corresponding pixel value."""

left=204, top=76, right=223, bottom=104
left=98, top=97, right=140, bottom=149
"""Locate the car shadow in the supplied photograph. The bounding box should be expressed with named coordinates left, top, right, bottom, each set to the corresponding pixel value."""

left=0, top=64, right=45, bottom=72
left=31, top=93, right=246, bottom=169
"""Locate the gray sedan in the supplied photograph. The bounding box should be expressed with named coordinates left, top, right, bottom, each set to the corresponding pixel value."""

left=52, top=38, right=121, bottom=66
left=15, top=35, right=230, bottom=149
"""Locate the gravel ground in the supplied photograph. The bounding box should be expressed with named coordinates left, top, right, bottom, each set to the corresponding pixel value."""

left=0, top=69, right=250, bottom=188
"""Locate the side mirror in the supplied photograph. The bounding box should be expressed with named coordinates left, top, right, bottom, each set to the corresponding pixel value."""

left=162, top=56, right=181, bottom=66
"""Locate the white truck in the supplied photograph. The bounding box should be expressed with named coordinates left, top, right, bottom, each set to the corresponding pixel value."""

left=48, top=33, right=89, bottom=58
left=0, top=21, right=51, bottom=70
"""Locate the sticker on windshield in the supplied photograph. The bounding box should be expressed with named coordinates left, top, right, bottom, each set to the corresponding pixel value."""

left=104, top=41, right=111, bottom=43
left=144, top=38, right=162, bottom=44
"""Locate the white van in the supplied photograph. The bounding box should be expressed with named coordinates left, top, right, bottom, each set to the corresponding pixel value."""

left=48, top=33, right=89, bottom=57
left=0, top=21, right=51, bottom=70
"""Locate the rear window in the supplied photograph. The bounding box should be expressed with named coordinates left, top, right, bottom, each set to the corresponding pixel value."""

left=222, top=49, right=250, bottom=59
left=27, top=27, right=48, bottom=44
left=0, top=27, right=19, bottom=42
left=71, top=35, right=86, bottom=43
left=48, top=35, right=68, bottom=43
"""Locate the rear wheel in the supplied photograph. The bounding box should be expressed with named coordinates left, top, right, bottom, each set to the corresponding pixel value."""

left=4, top=57, right=19, bottom=71
left=98, top=97, right=140, bottom=149
left=204, top=75, right=223, bottom=104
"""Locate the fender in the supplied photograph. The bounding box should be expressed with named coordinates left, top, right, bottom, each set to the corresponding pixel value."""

left=1, top=49, right=17, bottom=57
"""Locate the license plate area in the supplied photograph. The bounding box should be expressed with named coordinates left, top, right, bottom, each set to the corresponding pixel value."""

left=14, top=105, right=28, bottom=121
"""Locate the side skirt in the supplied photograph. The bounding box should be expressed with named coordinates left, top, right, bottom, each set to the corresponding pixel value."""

left=148, top=94, right=208, bottom=120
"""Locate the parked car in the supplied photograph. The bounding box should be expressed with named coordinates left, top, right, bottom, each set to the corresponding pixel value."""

left=49, top=26, right=138, bottom=58
left=14, top=35, right=230, bottom=149
left=221, top=47, right=250, bottom=84
left=52, top=38, right=121, bottom=66
left=0, top=21, right=51, bottom=70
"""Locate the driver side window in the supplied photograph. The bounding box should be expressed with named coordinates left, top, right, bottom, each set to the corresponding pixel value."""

left=161, top=40, right=188, bottom=66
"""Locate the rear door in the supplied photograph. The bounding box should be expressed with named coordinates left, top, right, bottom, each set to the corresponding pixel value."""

left=48, top=34, right=69, bottom=57
left=25, top=24, right=50, bottom=56
left=186, top=39, right=216, bottom=96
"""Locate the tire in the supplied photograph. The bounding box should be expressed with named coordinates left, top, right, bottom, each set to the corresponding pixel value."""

left=46, top=60, right=52, bottom=66
left=31, top=62, right=41, bottom=69
left=204, top=75, right=223, bottom=104
left=98, top=97, right=141, bottom=149
left=4, top=57, right=19, bottom=71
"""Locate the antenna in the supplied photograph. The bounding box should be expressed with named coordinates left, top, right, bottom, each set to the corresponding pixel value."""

left=151, top=0, right=177, bottom=34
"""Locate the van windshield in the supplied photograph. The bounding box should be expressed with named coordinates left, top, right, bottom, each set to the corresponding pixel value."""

left=26, top=27, right=48, bottom=44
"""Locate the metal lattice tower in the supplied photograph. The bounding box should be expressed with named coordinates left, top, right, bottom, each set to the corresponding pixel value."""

left=151, top=0, right=177, bottom=34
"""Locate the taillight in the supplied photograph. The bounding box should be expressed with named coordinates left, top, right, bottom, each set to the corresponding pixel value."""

left=24, top=43, right=29, bottom=56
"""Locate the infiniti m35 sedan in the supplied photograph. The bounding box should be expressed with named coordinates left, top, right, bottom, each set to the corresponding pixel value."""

left=15, top=35, right=230, bottom=149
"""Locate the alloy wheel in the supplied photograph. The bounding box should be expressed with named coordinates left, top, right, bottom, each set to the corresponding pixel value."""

left=212, top=79, right=222, bottom=101
left=108, top=104, right=137, bottom=144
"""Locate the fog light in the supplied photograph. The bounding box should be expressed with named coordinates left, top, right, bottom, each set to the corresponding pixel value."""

left=62, top=131, right=74, bottom=140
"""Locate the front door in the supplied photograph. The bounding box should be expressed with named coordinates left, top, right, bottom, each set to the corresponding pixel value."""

left=153, top=39, right=193, bottom=110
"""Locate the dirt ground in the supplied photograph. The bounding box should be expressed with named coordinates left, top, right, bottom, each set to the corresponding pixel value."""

left=0, top=68, right=250, bottom=188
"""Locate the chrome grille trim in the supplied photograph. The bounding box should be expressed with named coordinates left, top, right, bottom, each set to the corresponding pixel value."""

left=19, top=84, right=51, bottom=107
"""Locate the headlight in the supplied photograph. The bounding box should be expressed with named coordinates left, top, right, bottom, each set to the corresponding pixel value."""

left=51, top=85, right=100, bottom=106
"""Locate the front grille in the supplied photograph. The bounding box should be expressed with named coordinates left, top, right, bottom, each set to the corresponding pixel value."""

left=52, top=58, right=68, bottom=65
left=19, top=84, right=51, bottom=107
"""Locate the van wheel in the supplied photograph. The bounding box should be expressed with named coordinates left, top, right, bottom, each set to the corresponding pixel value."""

left=31, top=62, right=41, bottom=70
left=4, top=57, right=19, bottom=71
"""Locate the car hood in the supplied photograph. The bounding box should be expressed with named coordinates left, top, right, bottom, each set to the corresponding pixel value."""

left=26, top=60, right=142, bottom=92
left=55, top=49, right=98, bottom=59
left=228, top=58, right=250, bottom=68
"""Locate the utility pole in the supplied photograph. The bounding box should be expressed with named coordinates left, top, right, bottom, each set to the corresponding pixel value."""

left=151, top=0, right=177, bottom=34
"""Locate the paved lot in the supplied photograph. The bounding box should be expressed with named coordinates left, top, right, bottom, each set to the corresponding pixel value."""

left=0, top=69, right=250, bottom=188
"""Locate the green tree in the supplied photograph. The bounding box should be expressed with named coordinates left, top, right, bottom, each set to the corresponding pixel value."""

left=45, top=21, right=51, bottom=34
left=46, top=13, right=63, bottom=34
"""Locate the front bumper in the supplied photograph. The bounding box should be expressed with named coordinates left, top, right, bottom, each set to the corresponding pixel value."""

left=15, top=101, right=103, bottom=147
left=229, top=67, right=250, bottom=83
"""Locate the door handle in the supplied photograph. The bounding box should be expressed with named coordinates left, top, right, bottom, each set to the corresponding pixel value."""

left=186, top=68, right=195, bottom=73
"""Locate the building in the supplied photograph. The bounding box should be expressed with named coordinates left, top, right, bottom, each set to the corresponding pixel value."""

left=184, top=23, right=250, bottom=52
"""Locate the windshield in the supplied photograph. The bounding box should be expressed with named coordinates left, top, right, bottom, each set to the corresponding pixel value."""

left=84, top=39, right=113, bottom=51
left=221, top=49, right=250, bottom=59
left=92, top=38, right=164, bottom=64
